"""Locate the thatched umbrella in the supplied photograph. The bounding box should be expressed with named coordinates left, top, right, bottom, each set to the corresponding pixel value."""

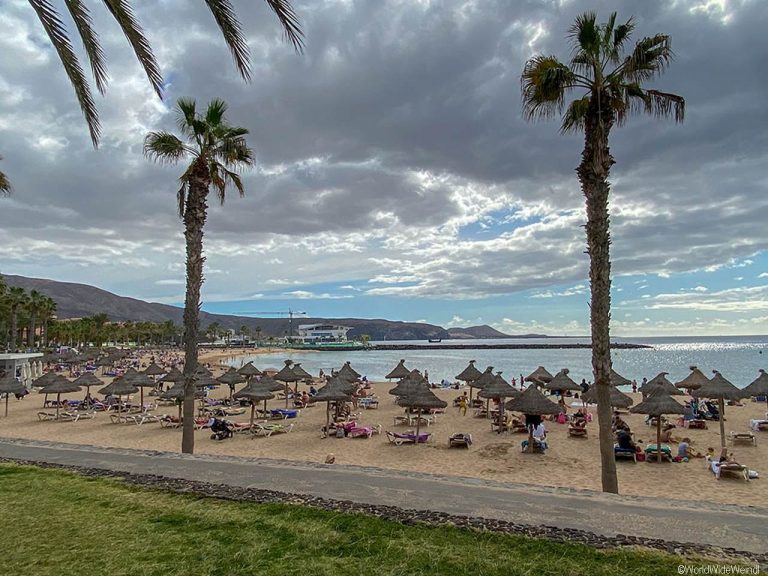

left=32, top=371, right=58, bottom=389
left=162, top=367, right=185, bottom=384
left=544, top=369, right=581, bottom=393
left=630, top=390, right=686, bottom=463
left=610, top=368, right=632, bottom=387
left=388, top=376, right=423, bottom=398
left=143, top=363, right=165, bottom=377
left=72, top=373, right=103, bottom=399
left=0, top=374, right=26, bottom=417
left=693, top=371, right=745, bottom=449
left=505, top=385, right=561, bottom=453
left=122, top=369, right=156, bottom=409
left=39, top=376, right=81, bottom=420
left=194, top=365, right=214, bottom=379
left=99, top=377, right=139, bottom=418
left=336, top=361, right=361, bottom=383
left=386, top=359, right=411, bottom=381
left=478, top=372, right=519, bottom=432
left=273, top=360, right=298, bottom=408
left=160, top=383, right=204, bottom=421
left=396, top=386, right=447, bottom=445
left=313, top=377, right=355, bottom=434
left=582, top=385, right=633, bottom=409
left=237, top=362, right=262, bottom=380
left=742, top=369, right=768, bottom=411
left=525, top=366, right=553, bottom=386
left=291, top=363, right=313, bottom=393
left=233, top=382, right=275, bottom=426
left=455, top=360, right=483, bottom=401
left=641, top=372, right=683, bottom=398
left=217, top=367, right=245, bottom=400
left=675, top=366, right=710, bottom=391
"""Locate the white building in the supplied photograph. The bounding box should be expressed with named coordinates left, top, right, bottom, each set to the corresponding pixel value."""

left=0, top=353, right=44, bottom=387
left=295, top=324, right=351, bottom=343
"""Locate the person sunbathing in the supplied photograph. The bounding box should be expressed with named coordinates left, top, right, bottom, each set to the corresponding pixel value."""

left=616, top=429, right=636, bottom=451
left=659, top=424, right=678, bottom=444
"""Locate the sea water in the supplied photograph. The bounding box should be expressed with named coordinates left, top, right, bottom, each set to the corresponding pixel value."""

left=231, top=335, right=768, bottom=389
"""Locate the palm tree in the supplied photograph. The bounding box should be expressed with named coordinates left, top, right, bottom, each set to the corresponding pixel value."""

left=7, top=287, right=29, bottom=351
left=521, top=12, right=684, bottom=494
left=39, top=296, right=56, bottom=347
left=25, top=0, right=303, bottom=147
left=0, top=155, right=11, bottom=196
left=27, top=290, right=46, bottom=348
left=144, top=98, right=254, bottom=454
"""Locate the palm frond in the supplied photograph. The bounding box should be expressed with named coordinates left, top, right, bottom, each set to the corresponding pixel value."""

left=619, top=34, right=673, bottom=83
left=613, top=18, right=634, bottom=52
left=101, top=0, right=163, bottom=98
left=204, top=0, right=251, bottom=80
left=0, top=157, right=11, bottom=196
left=177, top=181, right=188, bottom=218
left=175, top=97, right=198, bottom=135
left=29, top=0, right=100, bottom=146
left=568, top=11, right=600, bottom=56
left=264, top=0, right=305, bottom=53
left=65, top=0, right=108, bottom=94
left=560, top=95, right=591, bottom=134
left=223, top=168, right=245, bottom=198
left=216, top=135, right=254, bottom=168
left=641, top=89, right=685, bottom=123
left=209, top=166, right=227, bottom=204
left=143, top=131, right=186, bottom=163
left=521, top=55, right=578, bottom=121
left=204, top=98, right=228, bottom=127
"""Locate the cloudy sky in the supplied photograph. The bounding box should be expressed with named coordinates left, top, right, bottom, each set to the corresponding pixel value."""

left=1, top=0, right=766, bottom=336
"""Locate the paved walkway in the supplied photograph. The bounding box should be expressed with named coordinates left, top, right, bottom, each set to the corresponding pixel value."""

left=1, top=438, right=766, bottom=554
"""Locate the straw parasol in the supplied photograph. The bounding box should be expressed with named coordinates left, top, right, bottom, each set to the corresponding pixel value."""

left=160, top=383, right=205, bottom=421
left=72, top=373, right=103, bottom=399
left=39, top=375, right=81, bottom=420
left=525, top=366, right=554, bottom=386
left=544, top=369, right=581, bottom=392
left=504, top=385, right=561, bottom=454
left=233, top=382, right=275, bottom=426
left=388, top=375, right=425, bottom=398
left=274, top=360, right=298, bottom=408
left=143, top=363, right=165, bottom=377
left=121, top=369, right=156, bottom=409
left=396, top=386, right=447, bottom=445
left=99, top=377, right=139, bottom=418
left=478, top=372, right=519, bottom=432
left=162, top=367, right=185, bottom=384
left=610, top=368, right=632, bottom=387
left=456, top=360, right=484, bottom=402
left=313, top=377, right=355, bottom=433
left=292, top=363, right=313, bottom=381
left=386, top=359, right=411, bottom=381
left=640, top=372, right=683, bottom=397
left=675, top=366, right=710, bottom=391
left=336, top=361, right=361, bottom=383
left=742, top=369, right=768, bottom=411
left=0, top=374, right=26, bottom=417
left=581, top=385, right=633, bottom=409
left=32, top=371, right=58, bottom=389
left=693, top=370, right=745, bottom=449
left=630, top=390, right=687, bottom=463
left=217, top=367, right=246, bottom=400
left=238, top=362, right=262, bottom=380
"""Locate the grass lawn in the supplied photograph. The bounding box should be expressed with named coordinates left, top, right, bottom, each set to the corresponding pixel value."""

left=0, top=463, right=694, bottom=576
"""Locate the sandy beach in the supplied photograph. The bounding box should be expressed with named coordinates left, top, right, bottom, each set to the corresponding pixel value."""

left=2, top=350, right=766, bottom=508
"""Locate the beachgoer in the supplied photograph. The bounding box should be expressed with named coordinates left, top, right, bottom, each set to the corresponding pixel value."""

left=532, top=422, right=548, bottom=449
left=678, top=437, right=694, bottom=460
left=659, top=424, right=676, bottom=444
left=616, top=429, right=636, bottom=451
left=458, top=394, right=468, bottom=416
left=631, top=379, right=638, bottom=394
left=580, top=379, right=589, bottom=393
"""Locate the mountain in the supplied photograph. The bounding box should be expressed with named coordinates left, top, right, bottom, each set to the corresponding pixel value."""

left=446, top=325, right=545, bottom=339
left=1, top=274, right=466, bottom=341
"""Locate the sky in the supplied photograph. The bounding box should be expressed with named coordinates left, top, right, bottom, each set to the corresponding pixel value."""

left=0, top=0, right=767, bottom=337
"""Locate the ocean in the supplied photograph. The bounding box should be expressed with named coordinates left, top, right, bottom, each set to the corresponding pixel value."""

left=231, top=335, right=768, bottom=389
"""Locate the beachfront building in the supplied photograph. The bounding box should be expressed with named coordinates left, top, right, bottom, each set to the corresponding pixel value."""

left=295, top=324, right=351, bottom=343
left=0, top=352, right=44, bottom=387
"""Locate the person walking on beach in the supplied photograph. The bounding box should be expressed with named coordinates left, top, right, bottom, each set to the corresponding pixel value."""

left=458, top=393, right=468, bottom=416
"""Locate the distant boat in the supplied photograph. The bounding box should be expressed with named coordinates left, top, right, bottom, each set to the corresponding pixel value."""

left=428, top=338, right=442, bottom=343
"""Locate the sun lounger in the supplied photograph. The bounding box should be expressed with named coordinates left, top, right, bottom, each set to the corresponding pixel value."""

left=614, top=445, right=637, bottom=462
left=448, top=433, right=472, bottom=448
left=645, top=443, right=673, bottom=462
left=358, top=398, right=379, bottom=409
left=231, top=422, right=254, bottom=434
left=393, top=415, right=410, bottom=426
left=253, top=423, right=294, bottom=436
left=386, top=431, right=431, bottom=445
left=37, top=411, right=58, bottom=421
left=729, top=431, right=756, bottom=446
left=110, top=413, right=141, bottom=424
left=159, top=415, right=181, bottom=428
left=678, top=417, right=707, bottom=429
left=348, top=424, right=382, bottom=438
left=749, top=419, right=768, bottom=432
left=568, top=424, right=588, bottom=438
left=707, top=456, right=749, bottom=481
left=270, top=409, right=299, bottom=419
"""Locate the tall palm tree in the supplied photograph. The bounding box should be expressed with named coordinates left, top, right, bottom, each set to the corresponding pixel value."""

left=39, top=296, right=56, bottom=347
left=7, top=287, right=29, bottom=351
left=26, top=0, right=303, bottom=147
left=521, top=12, right=684, bottom=493
left=144, top=98, right=254, bottom=454
left=27, top=290, right=46, bottom=348
left=0, top=155, right=11, bottom=196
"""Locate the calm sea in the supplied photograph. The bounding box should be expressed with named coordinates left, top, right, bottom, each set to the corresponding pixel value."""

left=231, top=335, right=768, bottom=389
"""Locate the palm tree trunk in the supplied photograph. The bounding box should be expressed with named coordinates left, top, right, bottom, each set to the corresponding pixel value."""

left=10, top=308, right=18, bottom=351
left=181, top=160, right=210, bottom=454
left=28, top=313, right=36, bottom=348
left=578, top=95, right=618, bottom=494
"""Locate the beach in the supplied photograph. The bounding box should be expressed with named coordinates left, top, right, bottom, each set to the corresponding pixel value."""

left=2, top=349, right=766, bottom=508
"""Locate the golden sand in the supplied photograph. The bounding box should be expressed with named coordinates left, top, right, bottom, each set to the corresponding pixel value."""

left=2, top=350, right=766, bottom=507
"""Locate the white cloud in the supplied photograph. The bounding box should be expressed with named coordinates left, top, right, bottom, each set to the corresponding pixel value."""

left=282, top=290, right=353, bottom=300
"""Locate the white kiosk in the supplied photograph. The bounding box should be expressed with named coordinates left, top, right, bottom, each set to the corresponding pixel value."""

left=0, top=353, right=44, bottom=388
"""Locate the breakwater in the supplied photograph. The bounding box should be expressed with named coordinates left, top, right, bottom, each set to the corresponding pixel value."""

left=369, top=343, right=652, bottom=351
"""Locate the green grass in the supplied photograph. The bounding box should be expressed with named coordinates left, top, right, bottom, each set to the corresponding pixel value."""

left=0, top=463, right=691, bottom=576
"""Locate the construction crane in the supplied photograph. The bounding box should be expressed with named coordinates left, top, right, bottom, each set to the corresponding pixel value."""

left=237, top=309, right=308, bottom=339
